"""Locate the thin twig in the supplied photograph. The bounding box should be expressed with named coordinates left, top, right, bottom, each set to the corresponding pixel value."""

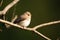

left=33, top=20, right=60, bottom=30
left=11, top=15, right=18, bottom=23
left=33, top=30, right=51, bottom=40
left=0, top=0, right=3, bottom=7
left=11, top=4, right=17, bottom=21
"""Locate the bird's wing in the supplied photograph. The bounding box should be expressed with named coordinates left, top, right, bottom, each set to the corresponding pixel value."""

left=13, top=16, right=25, bottom=24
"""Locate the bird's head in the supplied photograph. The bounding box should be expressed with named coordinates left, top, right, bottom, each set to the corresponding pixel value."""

left=21, top=11, right=31, bottom=19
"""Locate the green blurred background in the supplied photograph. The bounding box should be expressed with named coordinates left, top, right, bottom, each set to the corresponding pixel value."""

left=0, top=0, right=60, bottom=40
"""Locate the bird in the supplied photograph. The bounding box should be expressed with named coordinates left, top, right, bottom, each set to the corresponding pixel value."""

left=13, top=11, right=31, bottom=28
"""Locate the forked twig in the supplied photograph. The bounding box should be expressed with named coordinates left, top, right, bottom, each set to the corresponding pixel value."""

left=0, top=19, right=60, bottom=40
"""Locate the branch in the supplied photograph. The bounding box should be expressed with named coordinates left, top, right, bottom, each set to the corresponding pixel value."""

left=1, top=19, right=60, bottom=40
left=33, top=20, right=60, bottom=30
left=0, top=19, right=33, bottom=31
left=0, top=0, right=19, bottom=15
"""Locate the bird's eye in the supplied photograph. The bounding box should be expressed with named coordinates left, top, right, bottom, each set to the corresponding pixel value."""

left=27, top=14, right=30, bottom=16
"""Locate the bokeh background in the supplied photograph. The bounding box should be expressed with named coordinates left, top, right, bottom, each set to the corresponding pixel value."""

left=0, top=0, right=60, bottom=40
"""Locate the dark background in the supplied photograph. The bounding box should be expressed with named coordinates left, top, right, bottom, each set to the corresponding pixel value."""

left=0, top=0, right=60, bottom=40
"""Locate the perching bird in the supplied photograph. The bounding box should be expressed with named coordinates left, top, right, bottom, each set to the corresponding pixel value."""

left=14, top=11, right=31, bottom=28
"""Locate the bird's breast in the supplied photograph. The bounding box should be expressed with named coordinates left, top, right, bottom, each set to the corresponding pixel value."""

left=19, top=19, right=31, bottom=27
